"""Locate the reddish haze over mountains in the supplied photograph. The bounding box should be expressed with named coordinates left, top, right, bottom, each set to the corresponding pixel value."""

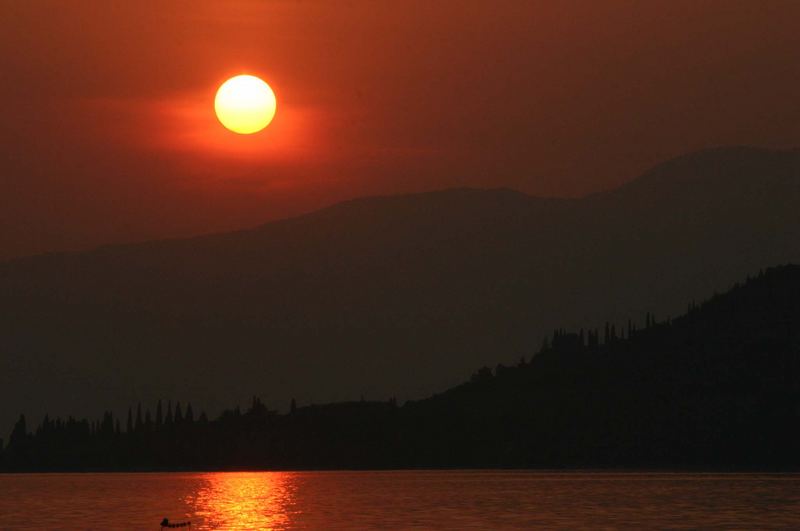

left=1, top=0, right=799, bottom=260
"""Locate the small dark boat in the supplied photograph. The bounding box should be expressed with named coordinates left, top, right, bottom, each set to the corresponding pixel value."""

left=160, top=517, right=191, bottom=528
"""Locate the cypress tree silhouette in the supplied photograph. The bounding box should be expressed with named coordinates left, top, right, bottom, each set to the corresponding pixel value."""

left=9, top=414, right=27, bottom=447
left=135, top=404, right=143, bottom=433
left=185, top=403, right=194, bottom=424
left=38, top=414, right=50, bottom=437
left=101, top=411, right=113, bottom=436
left=126, top=408, right=133, bottom=434
left=156, top=400, right=163, bottom=427
left=174, top=402, right=183, bottom=424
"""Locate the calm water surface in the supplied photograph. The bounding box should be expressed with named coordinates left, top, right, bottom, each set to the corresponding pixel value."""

left=1, top=471, right=799, bottom=529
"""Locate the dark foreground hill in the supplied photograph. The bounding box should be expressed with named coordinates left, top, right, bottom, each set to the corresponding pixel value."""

left=2, top=265, right=799, bottom=470
left=1, top=146, right=799, bottom=431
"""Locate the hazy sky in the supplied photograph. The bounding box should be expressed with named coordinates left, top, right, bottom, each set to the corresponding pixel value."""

left=1, top=0, right=799, bottom=260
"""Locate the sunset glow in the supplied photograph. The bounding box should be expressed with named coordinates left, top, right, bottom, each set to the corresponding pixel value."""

left=214, top=75, right=276, bottom=134
left=2, top=2, right=800, bottom=528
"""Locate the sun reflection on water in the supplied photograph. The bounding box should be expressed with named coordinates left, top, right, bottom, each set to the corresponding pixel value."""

left=187, top=472, right=299, bottom=530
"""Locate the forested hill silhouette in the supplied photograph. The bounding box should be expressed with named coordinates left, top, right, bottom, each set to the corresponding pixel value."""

left=2, top=265, right=799, bottom=470
left=1, top=146, right=799, bottom=430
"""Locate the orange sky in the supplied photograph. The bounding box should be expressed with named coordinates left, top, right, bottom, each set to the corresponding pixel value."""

left=1, top=0, right=799, bottom=260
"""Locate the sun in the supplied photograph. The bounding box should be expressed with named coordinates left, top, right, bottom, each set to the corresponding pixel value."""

left=214, top=75, right=277, bottom=134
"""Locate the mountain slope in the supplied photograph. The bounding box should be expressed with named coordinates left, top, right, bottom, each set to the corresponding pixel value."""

left=4, top=265, right=799, bottom=470
left=1, top=146, right=799, bottom=431
left=397, top=264, right=800, bottom=467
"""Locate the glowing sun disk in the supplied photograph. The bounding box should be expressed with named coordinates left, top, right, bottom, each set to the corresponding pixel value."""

left=214, top=75, right=276, bottom=134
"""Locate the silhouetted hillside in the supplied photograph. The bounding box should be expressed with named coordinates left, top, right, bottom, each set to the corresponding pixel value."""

left=2, top=265, right=799, bottom=470
left=398, top=264, right=800, bottom=467
left=1, top=146, right=799, bottom=431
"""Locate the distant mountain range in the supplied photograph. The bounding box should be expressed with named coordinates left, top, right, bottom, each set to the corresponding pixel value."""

left=3, top=265, right=799, bottom=470
left=1, top=146, right=799, bottom=432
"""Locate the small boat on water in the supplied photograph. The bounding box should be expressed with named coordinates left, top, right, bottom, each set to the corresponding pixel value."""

left=160, top=517, right=191, bottom=528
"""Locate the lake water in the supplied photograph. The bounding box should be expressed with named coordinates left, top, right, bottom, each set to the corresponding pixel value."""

left=0, top=471, right=798, bottom=529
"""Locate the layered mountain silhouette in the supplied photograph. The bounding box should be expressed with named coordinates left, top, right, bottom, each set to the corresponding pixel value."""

left=1, top=146, right=799, bottom=431
left=3, top=265, right=799, bottom=470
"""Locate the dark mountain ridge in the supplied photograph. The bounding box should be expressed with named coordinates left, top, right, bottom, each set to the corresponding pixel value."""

left=1, top=146, right=799, bottom=431
left=400, top=263, right=800, bottom=467
left=3, top=264, right=799, bottom=470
